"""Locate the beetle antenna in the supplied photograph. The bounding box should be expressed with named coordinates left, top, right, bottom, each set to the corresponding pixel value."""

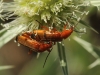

left=43, top=48, right=52, bottom=68
left=36, top=20, right=42, bottom=29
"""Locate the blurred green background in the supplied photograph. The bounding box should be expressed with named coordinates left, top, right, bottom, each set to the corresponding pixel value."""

left=0, top=0, right=100, bottom=75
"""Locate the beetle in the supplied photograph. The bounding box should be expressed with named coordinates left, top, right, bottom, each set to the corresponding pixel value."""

left=16, top=32, right=52, bottom=53
left=25, top=25, right=73, bottom=43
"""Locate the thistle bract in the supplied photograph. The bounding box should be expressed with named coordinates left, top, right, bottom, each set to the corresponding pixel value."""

left=0, top=0, right=91, bottom=48
left=13, top=0, right=90, bottom=30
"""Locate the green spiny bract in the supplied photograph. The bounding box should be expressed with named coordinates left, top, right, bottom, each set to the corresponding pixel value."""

left=14, top=0, right=89, bottom=30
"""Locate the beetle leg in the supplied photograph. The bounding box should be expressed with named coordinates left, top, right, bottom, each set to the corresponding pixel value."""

left=28, top=49, right=33, bottom=55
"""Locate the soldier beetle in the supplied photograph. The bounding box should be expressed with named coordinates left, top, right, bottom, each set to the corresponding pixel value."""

left=16, top=33, right=52, bottom=53
left=26, top=25, right=73, bottom=43
left=16, top=32, right=53, bottom=67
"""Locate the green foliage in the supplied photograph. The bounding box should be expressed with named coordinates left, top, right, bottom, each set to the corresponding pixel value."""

left=73, top=36, right=100, bottom=69
left=0, top=0, right=100, bottom=75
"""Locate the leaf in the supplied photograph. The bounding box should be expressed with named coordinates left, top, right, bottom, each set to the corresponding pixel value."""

left=88, top=58, right=100, bottom=69
left=73, top=36, right=99, bottom=58
left=0, top=65, right=14, bottom=70
left=79, top=20, right=99, bottom=34
left=73, top=36, right=100, bottom=69
left=0, top=24, right=28, bottom=48
left=90, top=0, right=100, bottom=6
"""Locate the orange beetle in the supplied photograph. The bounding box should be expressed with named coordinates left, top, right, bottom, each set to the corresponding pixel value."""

left=26, top=25, right=73, bottom=42
left=16, top=33, right=52, bottom=53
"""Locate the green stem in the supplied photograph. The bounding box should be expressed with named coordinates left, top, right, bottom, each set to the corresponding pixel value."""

left=57, top=42, right=68, bottom=75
